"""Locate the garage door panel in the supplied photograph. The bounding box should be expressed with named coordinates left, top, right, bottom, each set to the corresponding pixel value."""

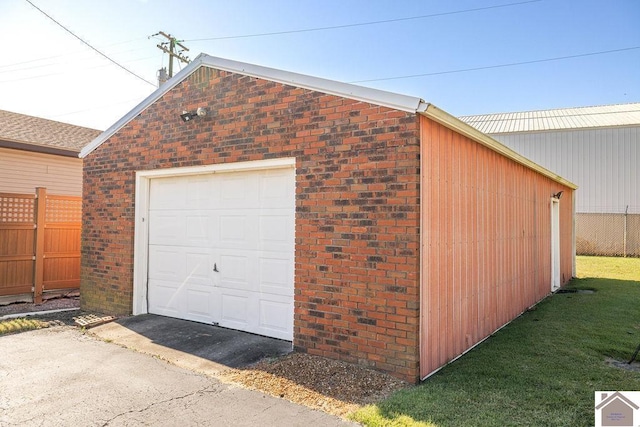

left=257, top=296, right=293, bottom=341
left=148, top=279, right=183, bottom=316
left=185, top=287, right=214, bottom=323
left=149, top=246, right=212, bottom=282
left=149, top=211, right=213, bottom=247
left=151, top=176, right=217, bottom=210
left=184, top=252, right=213, bottom=285
left=216, top=252, right=257, bottom=291
left=220, top=174, right=259, bottom=209
left=186, top=176, right=216, bottom=209
left=218, top=213, right=259, bottom=250
left=150, top=178, right=186, bottom=210
left=220, top=291, right=251, bottom=327
left=148, top=247, right=185, bottom=281
left=259, top=256, right=293, bottom=296
left=259, top=170, right=294, bottom=209
left=149, top=212, right=186, bottom=246
left=185, top=214, right=213, bottom=247
left=259, top=213, right=294, bottom=252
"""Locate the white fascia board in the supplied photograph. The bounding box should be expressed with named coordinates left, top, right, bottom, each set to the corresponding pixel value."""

left=197, top=55, right=424, bottom=113
left=421, top=104, right=578, bottom=190
left=79, top=57, right=205, bottom=158
left=80, top=53, right=424, bottom=158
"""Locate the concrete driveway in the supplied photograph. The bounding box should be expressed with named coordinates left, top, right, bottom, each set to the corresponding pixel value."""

left=0, top=322, right=357, bottom=426
left=90, top=314, right=294, bottom=375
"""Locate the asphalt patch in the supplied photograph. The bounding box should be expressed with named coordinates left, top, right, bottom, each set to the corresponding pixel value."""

left=103, top=314, right=292, bottom=369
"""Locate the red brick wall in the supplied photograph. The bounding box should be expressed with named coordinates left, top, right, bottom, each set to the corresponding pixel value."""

left=82, top=67, right=422, bottom=381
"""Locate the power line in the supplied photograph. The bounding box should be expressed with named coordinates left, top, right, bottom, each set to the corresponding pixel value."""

left=0, top=39, right=148, bottom=71
left=349, top=46, right=640, bottom=83
left=51, top=95, right=154, bottom=119
left=0, top=55, right=158, bottom=84
left=0, top=50, right=153, bottom=76
left=185, top=0, right=541, bottom=42
left=24, top=0, right=156, bottom=87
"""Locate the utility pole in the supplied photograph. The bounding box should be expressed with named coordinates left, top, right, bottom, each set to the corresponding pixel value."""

left=153, top=31, right=190, bottom=78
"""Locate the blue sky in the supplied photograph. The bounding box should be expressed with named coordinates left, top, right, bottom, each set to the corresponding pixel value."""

left=0, top=0, right=638, bottom=130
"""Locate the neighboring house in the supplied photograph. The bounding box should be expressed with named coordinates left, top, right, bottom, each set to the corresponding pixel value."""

left=0, top=109, right=101, bottom=195
left=460, top=103, right=640, bottom=257
left=79, top=54, right=576, bottom=382
left=0, top=110, right=101, bottom=304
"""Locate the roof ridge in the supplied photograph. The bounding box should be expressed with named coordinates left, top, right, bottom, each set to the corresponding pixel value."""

left=0, top=109, right=101, bottom=132
left=459, top=102, right=640, bottom=119
left=461, top=107, right=640, bottom=123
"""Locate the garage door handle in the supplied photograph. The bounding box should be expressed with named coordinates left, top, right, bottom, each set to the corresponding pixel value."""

left=213, top=263, right=219, bottom=273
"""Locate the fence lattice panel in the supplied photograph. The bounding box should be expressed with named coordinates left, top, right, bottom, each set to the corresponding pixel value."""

left=0, top=189, right=81, bottom=301
left=0, top=193, right=35, bottom=223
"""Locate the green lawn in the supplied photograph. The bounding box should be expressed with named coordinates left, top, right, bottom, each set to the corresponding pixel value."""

left=351, top=256, right=640, bottom=427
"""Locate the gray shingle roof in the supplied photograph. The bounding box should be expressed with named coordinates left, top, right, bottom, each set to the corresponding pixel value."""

left=459, top=102, right=640, bottom=134
left=0, top=109, right=101, bottom=153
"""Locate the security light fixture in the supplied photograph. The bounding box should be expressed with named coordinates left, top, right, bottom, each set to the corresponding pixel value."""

left=180, top=111, right=196, bottom=122
left=180, top=107, right=208, bottom=122
left=553, top=191, right=563, bottom=199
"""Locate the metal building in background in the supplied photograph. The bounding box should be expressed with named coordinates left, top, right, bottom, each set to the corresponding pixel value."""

left=460, top=103, right=640, bottom=257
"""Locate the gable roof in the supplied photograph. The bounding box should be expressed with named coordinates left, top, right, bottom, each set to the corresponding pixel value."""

left=459, top=102, right=640, bottom=134
left=79, top=53, right=576, bottom=189
left=0, top=109, right=101, bottom=157
left=80, top=53, right=426, bottom=158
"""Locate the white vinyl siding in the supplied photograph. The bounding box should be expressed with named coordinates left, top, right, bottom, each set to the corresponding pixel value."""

left=0, top=147, right=82, bottom=196
left=489, top=126, right=640, bottom=214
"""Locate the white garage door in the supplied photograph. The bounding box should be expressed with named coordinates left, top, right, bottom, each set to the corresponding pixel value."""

left=147, top=168, right=295, bottom=341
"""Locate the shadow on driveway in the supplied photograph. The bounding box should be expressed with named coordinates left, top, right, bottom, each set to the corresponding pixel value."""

left=92, top=314, right=292, bottom=373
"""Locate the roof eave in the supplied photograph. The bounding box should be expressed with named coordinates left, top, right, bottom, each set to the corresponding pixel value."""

left=0, top=138, right=80, bottom=158
left=420, top=105, right=578, bottom=190
left=197, top=55, right=423, bottom=113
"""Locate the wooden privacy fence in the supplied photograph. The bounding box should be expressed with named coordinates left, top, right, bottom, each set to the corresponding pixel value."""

left=0, top=188, right=81, bottom=303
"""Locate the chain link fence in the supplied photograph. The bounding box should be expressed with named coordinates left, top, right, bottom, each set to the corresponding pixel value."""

left=576, top=207, right=640, bottom=257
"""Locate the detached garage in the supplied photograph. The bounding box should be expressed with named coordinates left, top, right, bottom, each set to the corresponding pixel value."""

left=80, top=54, right=575, bottom=382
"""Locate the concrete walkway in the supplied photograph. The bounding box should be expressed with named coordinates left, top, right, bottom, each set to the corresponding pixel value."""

left=0, top=327, right=358, bottom=426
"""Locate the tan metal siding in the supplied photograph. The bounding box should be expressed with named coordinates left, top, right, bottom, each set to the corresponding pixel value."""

left=420, top=116, right=573, bottom=378
left=0, top=147, right=82, bottom=196
left=490, top=127, right=640, bottom=214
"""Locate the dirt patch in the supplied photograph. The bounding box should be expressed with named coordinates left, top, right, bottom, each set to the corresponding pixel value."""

left=606, top=357, right=640, bottom=372
left=0, top=295, right=80, bottom=318
left=219, top=352, right=410, bottom=417
left=0, top=297, right=100, bottom=331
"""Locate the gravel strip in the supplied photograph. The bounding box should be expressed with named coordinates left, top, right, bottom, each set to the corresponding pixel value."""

left=218, top=352, right=410, bottom=417
left=0, top=295, right=79, bottom=317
